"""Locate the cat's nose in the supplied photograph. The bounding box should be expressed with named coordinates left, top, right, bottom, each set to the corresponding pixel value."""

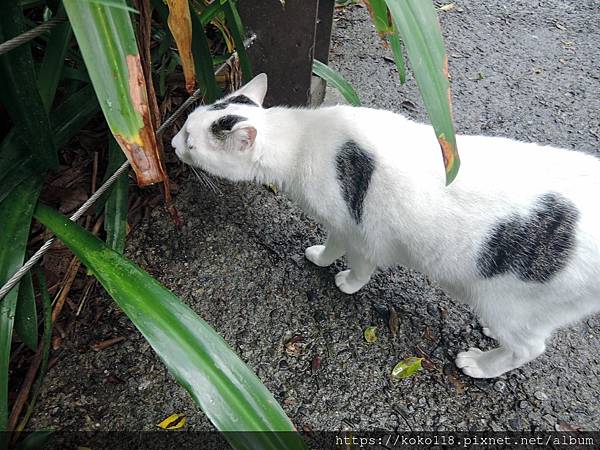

left=171, top=130, right=184, bottom=150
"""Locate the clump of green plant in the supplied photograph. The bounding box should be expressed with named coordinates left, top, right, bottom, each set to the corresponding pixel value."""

left=1, top=1, right=457, bottom=448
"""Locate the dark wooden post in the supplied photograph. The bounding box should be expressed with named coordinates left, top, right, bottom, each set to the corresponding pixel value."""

left=314, top=0, right=335, bottom=64
left=237, top=0, right=334, bottom=107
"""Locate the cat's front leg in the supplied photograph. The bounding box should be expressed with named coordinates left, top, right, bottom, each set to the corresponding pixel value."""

left=335, top=249, right=376, bottom=294
left=305, top=232, right=346, bottom=267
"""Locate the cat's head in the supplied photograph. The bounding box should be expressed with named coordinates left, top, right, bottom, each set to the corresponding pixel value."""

left=171, top=73, right=268, bottom=181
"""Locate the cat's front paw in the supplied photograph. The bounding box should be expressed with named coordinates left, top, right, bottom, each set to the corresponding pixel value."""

left=335, top=270, right=369, bottom=294
left=455, top=347, right=515, bottom=378
left=305, top=245, right=331, bottom=267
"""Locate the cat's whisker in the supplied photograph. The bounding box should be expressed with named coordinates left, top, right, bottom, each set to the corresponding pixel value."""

left=190, top=166, right=221, bottom=195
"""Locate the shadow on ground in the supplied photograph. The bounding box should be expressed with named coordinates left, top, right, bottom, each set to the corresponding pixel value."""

left=31, top=0, right=600, bottom=433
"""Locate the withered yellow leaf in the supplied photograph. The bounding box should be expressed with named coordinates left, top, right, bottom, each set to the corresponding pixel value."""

left=157, top=413, right=187, bottom=430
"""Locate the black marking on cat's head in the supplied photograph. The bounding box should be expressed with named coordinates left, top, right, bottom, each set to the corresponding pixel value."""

left=208, top=95, right=258, bottom=111
left=335, top=141, right=375, bottom=224
left=477, top=193, right=579, bottom=283
left=226, top=95, right=258, bottom=106
left=208, top=102, right=230, bottom=111
left=210, top=114, right=247, bottom=139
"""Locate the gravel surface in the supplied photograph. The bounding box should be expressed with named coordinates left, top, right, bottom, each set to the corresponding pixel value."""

left=31, top=0, right=600, bottom=434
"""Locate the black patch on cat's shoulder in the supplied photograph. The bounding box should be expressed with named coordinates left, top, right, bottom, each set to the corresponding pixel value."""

left=208, top=95, right=258, bottom=111
left=477, top=193, right=579, bottom=282
left=210, top=114, right=247, bottom=139
left=335, top=141, right=375, bottom=224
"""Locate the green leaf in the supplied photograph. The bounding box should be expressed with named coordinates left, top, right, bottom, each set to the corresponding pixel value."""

left=15, top=429, right=54, bottom=450
left=0, top=86, right=99, bottom=204
left=363, top=326, right=378, bottom=343
left=384, top=0, right=460, bottom=184
left=15, top=269, right=53, bottom=433
left=190, top=8, right=221, bottom=102
left=222, top=1, right=252, bottom=82
left=37, top=5, right=73, bottom=111
left=388, top=26, right=406, bottom=84
left=81, top=0, right=139, bottom=14
left=0, top=176, right=43, bottom=446
left=104, top=137, right=129, bottom=254
left=366, top=0, right=391, bottom=35
left=198, top=0, right=227, bottom=26
left=312, top=59, right=361, bottom=106
left=0, top=3, right=58, bottom=170
left=63, top=0, right=165, bottom=186
left=15, top=271, right=37, bottom=351
left=33, top=204, right=306, bottom=450
left=391, top=356, right=423, bottom=380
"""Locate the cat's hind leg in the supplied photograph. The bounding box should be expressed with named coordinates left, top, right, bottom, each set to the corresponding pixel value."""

left=305, top=232, right=346, bottom=267
left=456, top=304, right=549, bottom=378
left=335, top=248, right=376, bottom=294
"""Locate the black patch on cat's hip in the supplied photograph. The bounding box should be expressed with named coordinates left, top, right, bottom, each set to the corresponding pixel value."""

left=210, top=114, right=247, bottom=139
left=336, top=141, right=375, bottom=224
left=208, top=95, right=258, bottom=111
left=477, top=193, right=579, bottom=282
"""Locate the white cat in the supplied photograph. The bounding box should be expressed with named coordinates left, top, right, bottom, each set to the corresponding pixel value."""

left=172, top=73, right=600, bottom=379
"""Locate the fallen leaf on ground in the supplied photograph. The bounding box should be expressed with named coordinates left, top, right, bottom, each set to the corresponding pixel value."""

left=363, top=326, right=378, bottom=343
left=311, top=354, right=321, bottom=373
left=91, top=336, right=126, bottom=352
left=391, top=356, right=423, bottom=380
left=285, top=335, right=304, bottom=356
left=388, top=305, right=399, bottom=337
left=446, top=372, right=465, bottom=394
left=157, top=413, right=186, bottom=430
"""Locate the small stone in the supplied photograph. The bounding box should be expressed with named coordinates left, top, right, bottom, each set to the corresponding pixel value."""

left=138, top=380, right=152, bottom=391
left=306, top=290, right=318, bottom=302
left=534, top=391, right=548, bottom=401
left=519, top=400, right=530, bottom=410
left=314, top=310, right=327, bottom=322
left=493, top=380, right=507, bottom=393
left=508, top=418, right=522, bottom=430
left=543, top=414, right=556, bottom=425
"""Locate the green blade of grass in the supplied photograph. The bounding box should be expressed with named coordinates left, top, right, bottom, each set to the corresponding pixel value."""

left=104, top=137, right=129, bottom=254
left=37, top=5, right=73, bottom=111
left=222, top=1, right=252, bottom=82
left=198, top=0, right=227, bottom=26
left=0, top=85, right=99, bottom=204
left=384, top=0, right=460, bottom=184
left=0, top=176, right=44, bottom=446
left=312, top=59, right=361, bottom=106
left=15, top=269, right=53, bottom=434
left=388, top=25, right=406, bottom=84
left=14, top=271, right=37, bottom=351
left=33, top=204, right=306, bottom=450
left=189, top=6, right=221, bottom=102
left=0, top=3, right=58, bottom=170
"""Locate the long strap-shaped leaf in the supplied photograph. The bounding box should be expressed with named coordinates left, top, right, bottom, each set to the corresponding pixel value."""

left=384, top=0, right=460, bottom=184
left=33, top=204, right=306, bottom=450
left=0, top=177, right=43, bottom=446
left=0, top=85, right=100, bottom=204
left=63, top=0, right=166, bottom=187
left=166, top=0, right=196, bottom=93
left=0, top=2, right=58, bottom=170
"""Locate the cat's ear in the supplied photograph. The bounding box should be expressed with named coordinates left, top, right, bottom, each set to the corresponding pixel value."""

left=228, top=122, right=257, bottom=151
left=236, top=73, right=268, bottom=106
